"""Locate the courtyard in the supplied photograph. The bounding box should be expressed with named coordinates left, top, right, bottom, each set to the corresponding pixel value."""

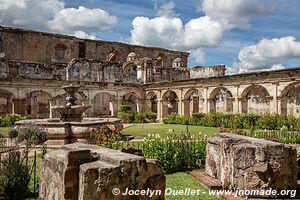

left=1, top=0, right=300, bottom=199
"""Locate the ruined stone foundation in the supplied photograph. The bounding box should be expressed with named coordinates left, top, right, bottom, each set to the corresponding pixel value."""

left=206, top=133, right=297, bottom=193
left=39, top=143, right=165, bottom=200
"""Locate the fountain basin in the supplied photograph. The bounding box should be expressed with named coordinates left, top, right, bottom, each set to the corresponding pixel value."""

left=14, top=118, right=123, bottom=145
left=52, top=105, right=91, bottom=122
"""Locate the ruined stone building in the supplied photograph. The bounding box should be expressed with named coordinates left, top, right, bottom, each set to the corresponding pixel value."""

left=0, top=26, right=300, bottom=120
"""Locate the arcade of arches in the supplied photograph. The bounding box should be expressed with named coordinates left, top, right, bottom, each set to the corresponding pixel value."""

left=1, top=70, right=300, bottom=121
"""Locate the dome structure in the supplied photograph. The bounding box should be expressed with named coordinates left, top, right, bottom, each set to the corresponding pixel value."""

left=127, top=52, right=136, bottom=62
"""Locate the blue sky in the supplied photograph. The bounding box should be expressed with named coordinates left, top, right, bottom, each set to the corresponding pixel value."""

left=1, top=0, right=300, bottom=73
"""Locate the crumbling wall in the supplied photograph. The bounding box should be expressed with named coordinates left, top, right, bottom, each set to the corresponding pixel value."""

left=190, top=65, right=226, bottom=78
left=0, top=59, right=66, bottom=80
left=206, top=133, right=297, bottom=192
left=39, top=143, right=165, bottom=200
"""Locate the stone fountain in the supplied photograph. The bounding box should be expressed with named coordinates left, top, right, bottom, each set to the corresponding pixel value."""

left=52, top=85, right=90, bottom=122
left=15, top=84, right=123, bottom=145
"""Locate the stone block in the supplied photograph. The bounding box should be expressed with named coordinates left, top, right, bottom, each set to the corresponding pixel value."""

left=39, top=143, right=165, bottom=200
left=205, top=133, right=297, bottom=193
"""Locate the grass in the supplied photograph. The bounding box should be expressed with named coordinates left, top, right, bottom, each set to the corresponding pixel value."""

left=165, top=172, right=220, bottom=200
left=0, top=127, right=10, bottom=137
left=28, top=153, right=42, bottom=196
left=122, top=124, right=218, bottom=138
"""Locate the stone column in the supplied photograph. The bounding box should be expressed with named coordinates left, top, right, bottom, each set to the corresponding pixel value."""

left=271, top=83, right=279, bottom=114
left=178, top=98, right=183, bottom=115
left=136, top=101, right=140, bottom=113
left=49, top=100, right=53, bottom=119
left=157, top=98, right=163, bottom=121
left=11, top=98, right=15, bottom=114
left=203, top=87, right=208, bottom=113
left=233, top=86, right=239, bottom=114
left=238, top=98, right=243, bottom=114
left=116, top=92, right=123, bottom=116
left=109, top=101, right=114, bottom=116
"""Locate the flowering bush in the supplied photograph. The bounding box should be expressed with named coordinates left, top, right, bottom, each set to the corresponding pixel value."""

left=86, top=123, right=122, bottom=149
left=15, top=123, right=47, bottom=147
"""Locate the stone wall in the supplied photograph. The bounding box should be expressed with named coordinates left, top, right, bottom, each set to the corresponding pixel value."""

left=39, top=143, right=165, bottom=200
left=0, top=26, right=188, bottom=67
left=205, top=133, right=297, bottom=193
left=190, top=65, right=226, bottom=78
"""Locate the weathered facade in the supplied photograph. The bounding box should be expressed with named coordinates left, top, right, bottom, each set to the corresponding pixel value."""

left=206, top=133, right=297, bottom=195
left=39, top=143, right=165, bottom=200
left=0, top=26, right=300, bottom=120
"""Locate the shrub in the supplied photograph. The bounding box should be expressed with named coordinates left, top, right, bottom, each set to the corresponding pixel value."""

left=242, top=113, right=260, bottom=129
left=0, top=114, right=24, bottom=127
left=0, top=151, right=31, bottom=199
left=15, top=123, right=47, bottom=147
left=143, top=133, right=207, bottom=174
left=204, top=112, right=224, bottom=127
left=163, top=113, right=178, bottom=124
left=133, top=113, right=146, bottom=123
left=118, top=105, right=132, bottom=113
left=145, top=112, right=157, bottom=122
left=256, top=114, right=278, bottom=130
left=0, top=122, right=46, bottom=199
left=8, top=128, right=18, bottom=139
left=117, top=112, right=135, bottom=123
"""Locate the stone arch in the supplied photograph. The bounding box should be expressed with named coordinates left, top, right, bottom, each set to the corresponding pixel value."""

left=156, top=53, right=165, bottom=67
left=172, top=57, right=183, bottom=67
left=122, top=92, right=139, bottom=112
left=162, top=90, right=178, bottom=117
left=108, top=51, right=116, bottom=61
left=146, top=91, right=157, bottom=113
left=209, top=87, right=233, bottom=113
left=183, top=89, right=203, bottom=116
left=123, top=63, right=137, bottom=83
left=25, top=90, right=51, bottom=118
left=241, top=85, right=271, bottom=114
left=93, top=92, right=114, bottom=117
left=54, top=43, right=68, bottom=62
left=0, top=89, right=14, bottom=116
left=280, top=82, right=300, bottom=117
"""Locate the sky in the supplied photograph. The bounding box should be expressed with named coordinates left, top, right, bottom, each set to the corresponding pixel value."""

left=1, top=0, right=300, bottom=74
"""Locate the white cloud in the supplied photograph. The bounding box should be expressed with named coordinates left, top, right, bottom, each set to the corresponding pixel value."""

left=156, top=1, right=176, bottom=17
left=130, top=0, right=272, bottom=65
left=190, top=48, right=206, bottom=64
left=200, top=0, right=272, bottom=28
left=0, top=0, right=64, bottom=30
left=48, top=6, right=117, bottom=34
left=232, top=36, right=300, bottom=72
left=74, top=31, right=97, bottom=40
left=0, top=0, right=116, bottom=37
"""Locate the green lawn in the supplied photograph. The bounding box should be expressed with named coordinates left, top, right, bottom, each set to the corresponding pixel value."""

left=0, top=127, right=10, bottom=137
left=28, top=154, right=42, bottom=196
left=122, top=124, right=218, bottom=138
left=166, top=172, right=220, bottom=200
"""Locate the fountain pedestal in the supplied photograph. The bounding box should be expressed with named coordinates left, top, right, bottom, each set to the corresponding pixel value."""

left=14, top=84, right=123, bottom=145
